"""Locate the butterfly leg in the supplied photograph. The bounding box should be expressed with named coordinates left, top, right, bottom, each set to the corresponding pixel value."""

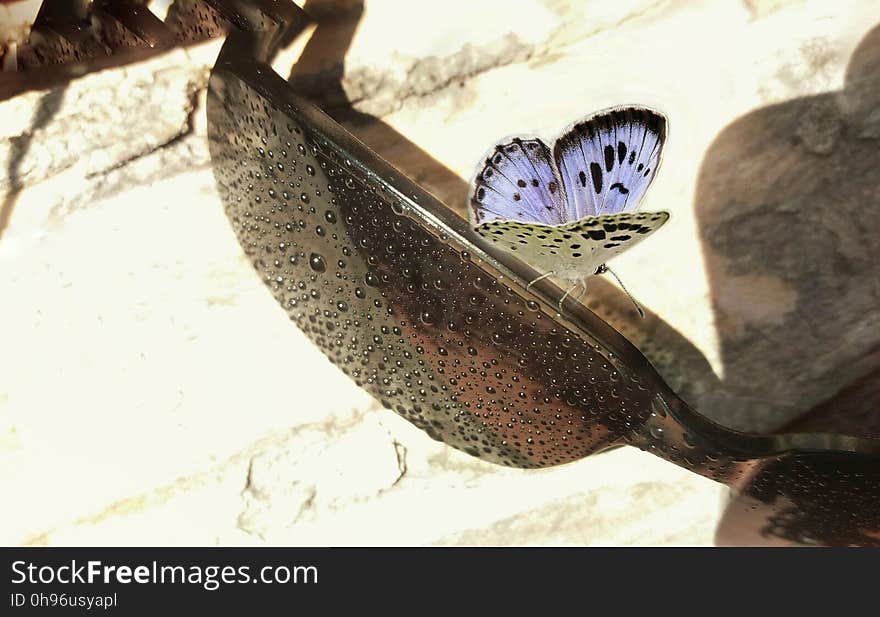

left=576, top=277, right=589, bottom=302
left=557, top=280, right=584, bottom=313
left=526, top=271, right=555, bottom=291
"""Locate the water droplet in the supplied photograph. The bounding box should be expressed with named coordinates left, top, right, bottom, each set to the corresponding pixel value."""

left=354, top=287, right=366, bottom=299
left=526, top=300, right=540, bottom=312
left=306, top=165, right=316, bottom=176
left=324, top=211, right=337, bottom=223
left=649, top=425, right=663, bottom=440
left=308, top=253, right=326, bottom=272
left=364, top=272, right=379, bottom=287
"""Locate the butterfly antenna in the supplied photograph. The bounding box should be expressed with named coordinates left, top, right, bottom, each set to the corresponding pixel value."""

left=602, top=265, right=645, bottom=319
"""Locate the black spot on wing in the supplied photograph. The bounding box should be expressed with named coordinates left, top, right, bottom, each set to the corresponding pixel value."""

left=578, top=170, right=587, bottom=187
left=604, top=145, right=615, bottom=172
left=609, top=182, right=629, bottom=195
left=590, top=162, right=603, bottom=194
left=618, top=141, right=627, bottom=164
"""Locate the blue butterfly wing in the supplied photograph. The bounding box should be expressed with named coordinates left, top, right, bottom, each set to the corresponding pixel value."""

left=552, top=107, right=666, bottom=219
left=469, top=138, right=567, bottom=226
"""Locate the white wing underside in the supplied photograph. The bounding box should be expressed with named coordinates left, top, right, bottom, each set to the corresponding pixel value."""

left=474, top=211, right=670, bottom=285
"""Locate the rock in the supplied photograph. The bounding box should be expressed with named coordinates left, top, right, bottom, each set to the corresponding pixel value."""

left=0, top=43, right=213, bottom=199
left=238, top=417, right=406, bottom=539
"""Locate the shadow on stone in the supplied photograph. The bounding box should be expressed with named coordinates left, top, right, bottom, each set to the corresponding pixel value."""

left=0, top=84, right=66, bottom=240
left=695, top=24, right=880, bottom=432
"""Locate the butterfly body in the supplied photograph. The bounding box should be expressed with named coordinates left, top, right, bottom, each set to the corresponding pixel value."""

left=469, top=106, right=670, bottom=302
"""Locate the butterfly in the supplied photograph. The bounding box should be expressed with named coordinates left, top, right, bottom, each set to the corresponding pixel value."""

left=469, top=106, right=670, bottom=316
